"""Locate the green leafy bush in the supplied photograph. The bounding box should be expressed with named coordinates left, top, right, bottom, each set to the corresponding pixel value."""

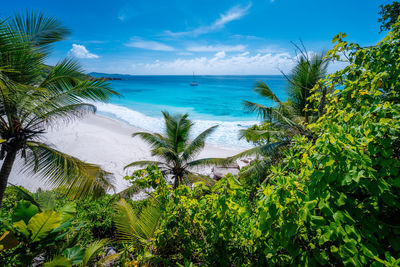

left=149, top=176, right=256, bottom=266
left=254, top=22, right=400, bottom=265
left=0, top=186, right=33, bottom=234
left=142, top=21, right=400, bottom=266
left=0, top=197, right=115, bottom=266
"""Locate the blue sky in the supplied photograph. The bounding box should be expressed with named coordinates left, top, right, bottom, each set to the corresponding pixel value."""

left=1, top=0, right=393, bottom=75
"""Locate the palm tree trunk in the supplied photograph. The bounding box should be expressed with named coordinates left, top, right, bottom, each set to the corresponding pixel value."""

left=0, top=148, right=17, bottom=207
left=318, top=86, right=327, bottom=118
left=173, top=176, right=179, bottom=189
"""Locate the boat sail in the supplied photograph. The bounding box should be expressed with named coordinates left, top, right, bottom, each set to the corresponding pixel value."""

left=190, top=72, right=198, bottom=86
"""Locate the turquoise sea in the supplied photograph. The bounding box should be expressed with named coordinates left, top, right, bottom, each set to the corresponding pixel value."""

left=93, top=75, right=289, bottom=148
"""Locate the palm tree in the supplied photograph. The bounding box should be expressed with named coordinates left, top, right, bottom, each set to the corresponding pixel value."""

left=0, top=12, right=119, bottom=205
left=124, top=112, right=230, bottom=189
left=236, top=51, right=329, bottom=180
left=244, top=52, right=328, bottom=135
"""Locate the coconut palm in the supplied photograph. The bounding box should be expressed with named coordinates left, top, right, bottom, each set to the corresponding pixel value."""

left=243, top=52, right=329, bottom=138
left=124, top=112, right=230, bottom=189
left=236, top=51, right=329, bottom=180
left=0, top=12, right=119, bottom=205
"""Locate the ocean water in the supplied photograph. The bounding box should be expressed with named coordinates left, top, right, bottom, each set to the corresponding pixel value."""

left=94, top=75, right=289, bottom=148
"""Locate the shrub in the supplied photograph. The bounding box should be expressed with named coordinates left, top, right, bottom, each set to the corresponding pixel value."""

left=146, top=21, right=400, bottom=266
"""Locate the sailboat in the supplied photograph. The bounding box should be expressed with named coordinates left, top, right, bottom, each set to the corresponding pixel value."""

left=190, top=72, right=198, bottom=86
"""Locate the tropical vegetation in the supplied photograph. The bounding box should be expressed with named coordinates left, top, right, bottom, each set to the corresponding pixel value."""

left=1, top=5, right=400, bottom=267
left=378, top=1, right=400, bottom=32
left=233, top=49, right=329, bottom=182
left=0, top=11, right=118, bottom=206
left=124, top=111, right=230, bottom=190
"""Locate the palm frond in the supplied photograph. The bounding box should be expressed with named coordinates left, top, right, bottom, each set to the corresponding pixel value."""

left=82, top=239, right=109, bottom=266
left=239, top=159, right=272, bottom=180
left=65, top=79, right=119, bottom=102
left=115, top=181, right=151, bottom=199
left=114, top=199, right=161, bottom=242
left=25, top=142, right=114, bottom=200
left=162, top=111, right=192, bottom=153
left=182, top=125, right=218, bottom=161
left=39, top=58, right=82, bottom=89
left=254, top=81, right=282, bottom=104
left=124, top=160, right=166, bottom=170
left=132, top=132, right=168, bottom=150
left=187, top=157, right=235, bottom=167
left=243, top=100, right=274, bottom=121
left=286, top=51, right=328, bottom=120
left=151, top=147, right=179, bottom=164
left=24, top=79, right=118, bottom=124
left=95, top=253, right=121, bottom=267
left=26, top=103, right=96, bottom=129
left=230, top=141, right=289, bottom=160
left=0, top=19, right=43, bottom=84
left=239, top=128, right=286, bottom=142
left=184, top=172, right=216, bottom=187
left=10, top=10, right=70, bottom=55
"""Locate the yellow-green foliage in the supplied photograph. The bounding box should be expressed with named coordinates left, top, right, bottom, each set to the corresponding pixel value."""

left=152, top=176, right=257, bottom=266
left=146, top=22, right=400, bottom=266
left=254, top=21, right=400, bottom=265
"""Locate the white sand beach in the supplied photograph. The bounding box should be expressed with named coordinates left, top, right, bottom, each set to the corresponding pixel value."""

left=8, top=113, right=246, bottom=193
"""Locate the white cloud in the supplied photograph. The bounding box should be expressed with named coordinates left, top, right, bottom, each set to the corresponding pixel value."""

left=123, top=50, right=296, bottom=75
left=125, top=38, right=175, bottom=51
left=213, top=3, right=252, bottom=28
left=257, top=45, right=286, bottom=54
left=165, top=3, right=252, bottom=37
left=75, top=48, right=347, bottom=76
left=215, top=51, right=226, bottom=58
left=68, top=44, right=99, bottom=59
left=187, top=44, right=246, bottom=52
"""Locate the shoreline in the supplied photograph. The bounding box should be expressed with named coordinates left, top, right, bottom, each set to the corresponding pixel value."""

left=95, top=112, right=248, bottom=152
left=94, top=102, right=258, bottom=149
left=8, top=112, right=247, bottom=193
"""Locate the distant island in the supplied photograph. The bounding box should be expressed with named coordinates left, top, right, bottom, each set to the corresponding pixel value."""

left=88, top=72, right=136, bottom=80
left=88, top=75, right=122, bottom=81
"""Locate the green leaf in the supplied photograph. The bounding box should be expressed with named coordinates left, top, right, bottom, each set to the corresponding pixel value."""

left=36, top=192, right=56, bottom=210
left=282, top=223, right=298, bottom=237
left=12, top=220, right=30, bottom=238
left=12, top=200, right=39, bottom=224
left=51, top=220, right=72, bottom=234
left=315, top=249, right=329, bottom=265
left=62, top=246, right=84, bottom=265
left=333, top=211, right=345, bottom=223
left=28, top=210, right=61, bottom=242
left=336, top=193, right=347, bottom=206
left=60, top=203, right=76, bottom=223
left=44, top=255, right=72, bottom=267
left=311, top=215, right=325, bottom=225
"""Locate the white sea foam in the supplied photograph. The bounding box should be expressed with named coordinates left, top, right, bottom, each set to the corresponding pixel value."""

left=95, top=103, right=257, bottom=149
